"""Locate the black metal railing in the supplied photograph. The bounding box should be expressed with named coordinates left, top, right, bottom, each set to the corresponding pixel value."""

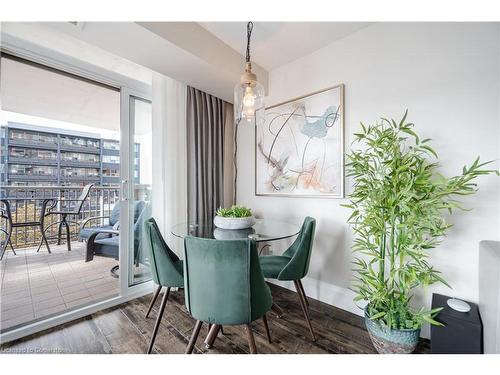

left=0, top=185, right=120, bottom=249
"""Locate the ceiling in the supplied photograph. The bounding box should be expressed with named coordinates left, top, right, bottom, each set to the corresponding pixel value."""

left=1, top=56, right=121, bottom=132
left=2, top=22, right=153, bottom=85
left=199, top=22, right=372, bottom=70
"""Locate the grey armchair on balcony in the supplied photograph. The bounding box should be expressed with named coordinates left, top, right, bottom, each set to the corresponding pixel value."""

left=85, top=201, right=148, bottom=277
left=78, top=202, right=121, bottom=242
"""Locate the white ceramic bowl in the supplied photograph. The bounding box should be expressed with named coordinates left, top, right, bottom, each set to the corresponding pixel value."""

left=213, top=215, right=256, bottom=230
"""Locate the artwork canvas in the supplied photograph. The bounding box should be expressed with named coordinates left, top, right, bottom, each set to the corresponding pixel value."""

left=255, top=84, right=344, bottom=198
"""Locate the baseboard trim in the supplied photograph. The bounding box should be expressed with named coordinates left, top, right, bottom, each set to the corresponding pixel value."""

left=268, top=276, right=364, bottom=318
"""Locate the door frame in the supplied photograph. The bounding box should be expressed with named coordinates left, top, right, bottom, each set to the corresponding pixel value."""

left=119, top=89, right=153, bottom=291
left=0, top=35, right=155, bottom=344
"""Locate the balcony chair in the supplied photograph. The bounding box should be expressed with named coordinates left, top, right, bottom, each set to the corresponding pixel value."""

left=1, top=198, right=53, bottom=260
left=258, top=216, right=317, bottom=341
left=183, top=237, right=273, bottom=354
left=78, top=202, right=121, bottom=242
left=38, top=183, right=94, bottom=253
left=85, top=201, right=148, bottom=278
left=143, top=217, right=184, bottom=354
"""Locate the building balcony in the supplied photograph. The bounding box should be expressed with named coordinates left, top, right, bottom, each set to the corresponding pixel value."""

left=8, top=138, right=58, bottom=150
left=60, top=160, right=100, bottom=168
left=8, top=174, right=58, bottom=181
left=59, top=176, right=101, bottom=183
left=8, top=157, right=58, bottom=166
left=59, top=144, right=101, bottom=154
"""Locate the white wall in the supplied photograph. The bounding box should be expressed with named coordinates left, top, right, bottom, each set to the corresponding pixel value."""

left=237, top=22, right=500, bottom=338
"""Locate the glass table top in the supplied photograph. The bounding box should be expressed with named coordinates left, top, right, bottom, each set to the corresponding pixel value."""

left=171, top=219, right=301, bottom=242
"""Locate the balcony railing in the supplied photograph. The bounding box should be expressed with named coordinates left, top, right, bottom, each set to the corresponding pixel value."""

left=0, top=185, right=120, bottom=249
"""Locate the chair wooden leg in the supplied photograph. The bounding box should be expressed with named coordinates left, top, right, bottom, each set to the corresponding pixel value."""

left=245, top=324, right=257, bottom=354
left=262, top=314, right=272, bottom=343
left=147, top=287, right=170, bottom=354
left=145, top=285, right=162, bottom=318
left=204, top=324, right=221, bottom=349
left=293, top=280, right=316, bottom=342
left=271, top=302, right=284, bottom=318
left=185, top=320, right=203, bottom=354
left=297, top=279, right=309, bottom=306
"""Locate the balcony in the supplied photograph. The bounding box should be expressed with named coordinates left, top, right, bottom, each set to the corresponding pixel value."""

left=60, top=160, right=100, bottom=168
left=8, top=158, right=58, bottom=166
left=8, top=138, right=58, bottom=150
left=1, top=242, right=119, bottom=331
left=0, top=185, right=122, bottom=331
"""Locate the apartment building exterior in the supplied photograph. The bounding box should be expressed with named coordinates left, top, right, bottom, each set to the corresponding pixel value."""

left=0, top=122, right=140, bottom=187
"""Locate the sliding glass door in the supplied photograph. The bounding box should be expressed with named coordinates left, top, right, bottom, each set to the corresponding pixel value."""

left=0, top=50, right=153, bottom=341
left=118, top=91, right=152, bottom=289
left=0, top=53, right=122, bottom=332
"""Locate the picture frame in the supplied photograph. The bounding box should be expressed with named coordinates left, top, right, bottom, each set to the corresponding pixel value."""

left=255, top=84, right=344, bottom=198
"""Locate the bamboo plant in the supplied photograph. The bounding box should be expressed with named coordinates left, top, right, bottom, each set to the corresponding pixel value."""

left=344, top=111, right=498, bottom=330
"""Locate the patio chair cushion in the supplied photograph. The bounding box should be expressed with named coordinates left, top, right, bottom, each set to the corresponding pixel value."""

left=109, top=204, right=120, bottom=226
left=93, top=236, right=120, bottom=259
left=79, top=225, right=114, bottom=241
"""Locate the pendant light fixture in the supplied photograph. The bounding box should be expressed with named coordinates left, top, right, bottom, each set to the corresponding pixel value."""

left=234, top=22, right=265, bottom=123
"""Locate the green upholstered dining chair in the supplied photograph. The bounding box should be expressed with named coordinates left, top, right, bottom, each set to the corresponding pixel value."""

left=259, top=216, right=317, bottom=341
left=144, top=217, right=184, bottom=354
left=183, top=237, right=273, bottom=354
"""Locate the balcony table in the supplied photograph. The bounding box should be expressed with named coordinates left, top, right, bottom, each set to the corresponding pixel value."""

left=0, top=197, right=55, bottom=259
left=171, top=218, right=301, bottom=349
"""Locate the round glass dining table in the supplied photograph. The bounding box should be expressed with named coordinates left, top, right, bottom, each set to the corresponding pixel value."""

left=171, top=219, right=301, bottom=242
left=172, top=218, right=299, bottom=346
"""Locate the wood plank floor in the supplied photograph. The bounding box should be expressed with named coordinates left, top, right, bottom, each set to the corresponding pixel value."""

left=1, top=284, right=430, bottom=354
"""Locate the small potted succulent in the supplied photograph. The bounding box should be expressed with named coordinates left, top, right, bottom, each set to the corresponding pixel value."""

left=214, top=205, right=256, bottom=230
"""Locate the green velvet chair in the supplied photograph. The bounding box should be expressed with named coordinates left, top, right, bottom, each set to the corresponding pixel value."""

left=259, top=216, right=317, bottom=341
left=183, top=237, right=273, bottom=354
left=144, top=217, right=184, bottom=354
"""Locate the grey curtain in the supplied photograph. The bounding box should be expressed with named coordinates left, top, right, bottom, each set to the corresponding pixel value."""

left=187, top=86, right=232, bottom=224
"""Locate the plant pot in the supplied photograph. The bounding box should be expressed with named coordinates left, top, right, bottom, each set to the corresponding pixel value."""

left=213, top=215, right=256, bottom=230
left=365, top=309, right=420, bottom=354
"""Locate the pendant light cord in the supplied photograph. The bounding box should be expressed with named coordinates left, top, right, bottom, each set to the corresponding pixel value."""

left=234, top=21, right=253, bottom=204
left=246, top=21, right=253, bottom=63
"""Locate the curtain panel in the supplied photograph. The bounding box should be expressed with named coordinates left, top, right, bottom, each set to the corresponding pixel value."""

left=152, top=73, right=187, bottom=256
left=187, top=86, right=233, bottom=224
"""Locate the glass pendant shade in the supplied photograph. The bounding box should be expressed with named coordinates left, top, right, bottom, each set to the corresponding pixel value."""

left=234, top=63, right=265, bottom=123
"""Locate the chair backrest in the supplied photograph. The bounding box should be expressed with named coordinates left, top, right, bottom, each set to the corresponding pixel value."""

left=109, top=204, right=121, bottom=226
left=184, top=237, right=272, bottom=325
left=108, top=200, right=145, bottom=227
left=74, top=184, right=94, bottom=213
left=144, top=217, right=184, bottom=288
left=279, top=216, right=316, bottom=280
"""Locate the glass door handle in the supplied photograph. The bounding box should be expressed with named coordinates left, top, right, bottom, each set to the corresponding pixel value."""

left=121, top=179, right=128, bottom=201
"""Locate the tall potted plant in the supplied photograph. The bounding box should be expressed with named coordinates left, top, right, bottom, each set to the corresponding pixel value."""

left=344, top=112, right=498, bottom=354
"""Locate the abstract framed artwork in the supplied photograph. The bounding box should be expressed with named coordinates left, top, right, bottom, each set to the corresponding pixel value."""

left=255, top=84, right=344, bottom=198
